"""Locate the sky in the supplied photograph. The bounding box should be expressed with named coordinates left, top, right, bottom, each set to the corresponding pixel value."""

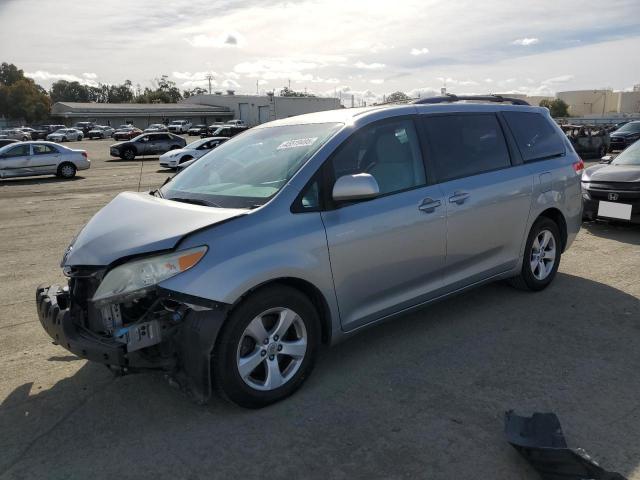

left=1, top=0, right=639, bottom=105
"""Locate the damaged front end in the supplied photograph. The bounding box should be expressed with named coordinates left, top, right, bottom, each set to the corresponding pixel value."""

left=36, top=264, right=229, bottom=404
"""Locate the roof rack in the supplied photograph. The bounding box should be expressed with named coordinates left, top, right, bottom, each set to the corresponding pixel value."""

left=413, top=94, right=530, bottom=106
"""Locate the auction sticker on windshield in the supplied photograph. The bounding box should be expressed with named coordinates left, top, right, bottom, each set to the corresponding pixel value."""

left=277, top=137, right=318, bottom=150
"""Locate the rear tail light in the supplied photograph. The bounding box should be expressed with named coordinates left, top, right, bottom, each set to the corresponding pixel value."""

left=572, top=158, right=584, bottom=174
left=81, top=151, right=87, bottom=159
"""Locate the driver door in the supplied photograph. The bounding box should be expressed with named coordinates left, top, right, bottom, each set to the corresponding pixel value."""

left=320, top=117, right=446, bottom=331
left=0, top=144, right=32, bottom=178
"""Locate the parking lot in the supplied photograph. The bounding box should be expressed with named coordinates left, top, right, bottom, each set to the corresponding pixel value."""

left=1, top=138, right=639, bottom=479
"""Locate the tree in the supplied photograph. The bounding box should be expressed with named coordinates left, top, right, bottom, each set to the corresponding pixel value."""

left=539, top=98, right=569, bottom=118
left=50, top=80, right=95, bottom=103
left=0, top=62, right=50, bottom=123
left=183, top=87, right=208, bottom=98
left=136, top=75, right=182, bottom=103
left=385, top=91, right=410, bottom=103
left=279, top=86, right=315, bottom=97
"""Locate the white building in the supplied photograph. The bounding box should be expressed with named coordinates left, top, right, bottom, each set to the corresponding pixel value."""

left=181, top=93, right=342, bottom=127
left=556, top=89, right=640, bottom=117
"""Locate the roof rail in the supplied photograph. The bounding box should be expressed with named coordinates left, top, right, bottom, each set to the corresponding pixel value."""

left=413, top=94, right=530, bottom=106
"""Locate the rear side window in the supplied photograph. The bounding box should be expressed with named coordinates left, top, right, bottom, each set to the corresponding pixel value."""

left=420, top=114, right=511, bottom=182
left=503, top=111, right=565, bottom=162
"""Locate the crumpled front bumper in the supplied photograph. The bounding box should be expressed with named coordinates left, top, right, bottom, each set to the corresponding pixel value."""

left=36, top=284, right=229, bottom=403
left=36, top=284, right=131, bottom=367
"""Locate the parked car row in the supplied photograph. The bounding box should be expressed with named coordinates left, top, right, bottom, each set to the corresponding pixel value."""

left=159, top=136, right=229, bottom=169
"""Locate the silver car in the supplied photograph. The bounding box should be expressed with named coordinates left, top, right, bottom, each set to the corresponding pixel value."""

left=36, top=97, right=582, bottom=407
left=47, top=128, right=84, bottom=142
left=0, top=141, right=90, bottom=179
left=0, top=128, right=31, bottom=141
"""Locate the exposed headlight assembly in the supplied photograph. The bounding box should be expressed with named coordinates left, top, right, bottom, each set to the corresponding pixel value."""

left=92, top=246, right=207, bottom=305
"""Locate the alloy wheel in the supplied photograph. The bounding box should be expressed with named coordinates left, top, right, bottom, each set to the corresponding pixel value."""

left=236, top=307, right=307, bottom=391
left=530, top=229, right=556, bottom=280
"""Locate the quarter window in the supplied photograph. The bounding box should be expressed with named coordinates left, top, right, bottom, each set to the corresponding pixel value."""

left=503, top=111, right=565, bottom=162
left=33, top=144, right=58, bottom=155
left=421, top=114, right=511, bottom=182
left=330, top=119, right=426, bottom=195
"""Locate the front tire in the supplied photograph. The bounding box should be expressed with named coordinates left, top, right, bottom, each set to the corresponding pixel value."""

left=508, top=217, right=561, bottom=291
left=122, top=148, right=135, bottom=160
left=213, top=285, right=320, bottom=408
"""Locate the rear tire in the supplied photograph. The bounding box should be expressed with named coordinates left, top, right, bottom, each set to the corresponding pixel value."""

left=508, top=217, right=561, bottom=291
left=57, top=162, right=77, bottom=179
left=213, top=285, right=320, bottom=408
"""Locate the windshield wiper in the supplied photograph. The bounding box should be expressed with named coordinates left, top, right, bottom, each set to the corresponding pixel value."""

left=150, top=188, right=164, bottom=198
left=167, top=197, right=222, bottom=208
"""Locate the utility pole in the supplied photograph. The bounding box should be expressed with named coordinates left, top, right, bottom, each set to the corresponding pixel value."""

left=256, top=80, right=259, bottom=94
left=205, top=74, right=214, bottom=94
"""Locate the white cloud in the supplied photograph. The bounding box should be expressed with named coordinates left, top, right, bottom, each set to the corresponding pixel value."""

left=25, top=70, right=99, bottom=87
left=186, top=31, right=244, bottom=48
left=172, top=71, right=217, bottom=81
left=370, top=79, right=384, bottom=84
left=410, top=47, right=429, bottom=56
left=512, top=37, right=539, bottom=46
left=82, top=72, right=98, bottom=79
left=437, top=77, right=478, bottom=86
left=542, top=74, right=574, bottom=84
left=484, top=78, right=494, bottom=83
left=354, top=61, right=385, bottom=70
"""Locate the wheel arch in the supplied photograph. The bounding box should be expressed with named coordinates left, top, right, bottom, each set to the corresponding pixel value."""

left=536, top=207, right=568, bottom=252
left=231, top=277, right=333, bottom=345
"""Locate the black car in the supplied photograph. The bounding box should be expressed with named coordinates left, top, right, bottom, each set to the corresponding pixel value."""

left=109, top=132, right=186, bottom=160
left=582, top=139, right=640, bottom=224
left=73, top=122, right=96, bottom=135
left=609, top=121, right=640, bottom=152
left=188, top=124, right=207, bottom=136
left=0, top=138, right=19, bottom=148
left=201, top=124, right=248, bottom=139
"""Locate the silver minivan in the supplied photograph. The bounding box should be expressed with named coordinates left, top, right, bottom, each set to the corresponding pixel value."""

left=36, top=96, right=583, bottom=407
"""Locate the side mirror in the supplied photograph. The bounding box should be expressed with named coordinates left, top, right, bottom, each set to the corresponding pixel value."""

left=600, top=155, right=612, bottom=164
left=332, top=173, right=379, bottom=202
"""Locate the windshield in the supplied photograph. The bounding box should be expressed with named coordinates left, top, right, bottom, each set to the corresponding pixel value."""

left=612, top=139, right=640, bottom=166
left=161, top=122, right=342, bottom=208
left=616, top=122, right=640, bottom=134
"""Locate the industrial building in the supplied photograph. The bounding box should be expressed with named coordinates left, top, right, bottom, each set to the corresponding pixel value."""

left=50, top=102, right=233, bottom=128
left=181, top=93, right=342, bottom=127
left=556, top=88, right=640, bottom=117
left=51, top=93, right=342, bottom=129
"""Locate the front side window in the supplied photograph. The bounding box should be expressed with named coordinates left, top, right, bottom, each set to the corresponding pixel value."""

left=330, top=118, right=426, bottom=195
left=161, top=122, right=342, bottom=209
left=503, top=111, right=565, bottom=162
left=3, top=145, right=30, bottom=157
left=421, top=114, right=511, bottom=182
left=616, top=122, right=640, bottom=134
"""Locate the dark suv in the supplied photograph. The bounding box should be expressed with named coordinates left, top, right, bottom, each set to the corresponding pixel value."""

left=609, top=121, right=640, bottom=151
left=109, top=132, right=186, bottom=160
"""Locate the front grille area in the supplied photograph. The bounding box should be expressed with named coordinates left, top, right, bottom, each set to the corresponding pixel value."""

left=588, top=182, right=640, bottom=192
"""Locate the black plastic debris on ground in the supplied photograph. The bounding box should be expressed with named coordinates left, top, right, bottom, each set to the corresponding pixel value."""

left=504, top=410, right=626, bottom=480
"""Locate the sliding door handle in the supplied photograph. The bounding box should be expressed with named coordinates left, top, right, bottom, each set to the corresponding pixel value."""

left=449, top=191, right=470, bottom=204
left=418, top=198, right=441, bottom=213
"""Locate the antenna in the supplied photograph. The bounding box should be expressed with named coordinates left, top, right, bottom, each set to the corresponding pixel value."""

left=205, top=73, right=215, bottom=94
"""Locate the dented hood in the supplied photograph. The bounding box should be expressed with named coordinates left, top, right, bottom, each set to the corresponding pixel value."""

left=64, top=191, right=246, bottom=266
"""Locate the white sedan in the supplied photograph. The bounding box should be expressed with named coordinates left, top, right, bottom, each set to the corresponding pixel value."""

left=46, top=128, right=84, bottom=142
left=158, top=136, right=228, bottom=169
left=0, top=141, right=90, bottom=179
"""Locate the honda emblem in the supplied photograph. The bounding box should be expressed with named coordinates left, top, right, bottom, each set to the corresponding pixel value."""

left=608, top=192, right=619, bottom=201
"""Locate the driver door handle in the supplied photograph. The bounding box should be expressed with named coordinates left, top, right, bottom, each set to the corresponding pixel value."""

left=449, top=191, right=470, bottom=204
left=418, top=198, right=441, bottom=213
